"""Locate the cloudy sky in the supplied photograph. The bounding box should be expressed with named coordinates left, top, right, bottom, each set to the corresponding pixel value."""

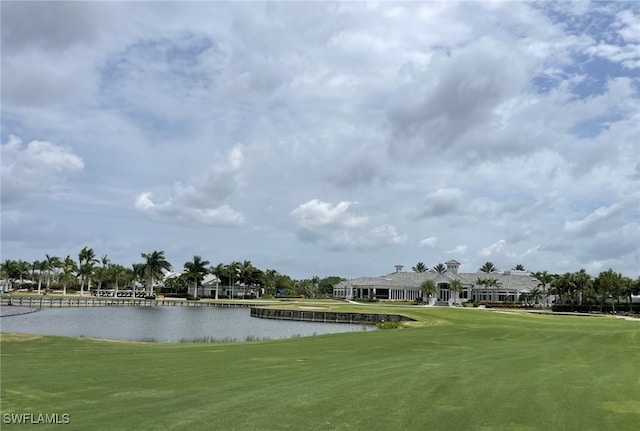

left=2, top=1, right=639, bottom=279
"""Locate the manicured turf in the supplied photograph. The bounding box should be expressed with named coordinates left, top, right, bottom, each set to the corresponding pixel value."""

left=1, top=307, right=638, bottom=430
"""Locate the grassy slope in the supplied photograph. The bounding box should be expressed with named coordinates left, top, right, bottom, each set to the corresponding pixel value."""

left=1, top=307, right=638, bottom=430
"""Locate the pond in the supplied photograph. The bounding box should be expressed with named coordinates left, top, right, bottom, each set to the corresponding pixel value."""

left=0, top=306, right=375, bottom=342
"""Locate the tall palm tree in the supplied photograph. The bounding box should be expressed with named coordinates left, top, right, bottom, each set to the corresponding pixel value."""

left=449, top=279, right=463, bottom=303
left=140, top=251, right=172, bottom=296
left=572, top=269, right=592, bottom=307
left=97, top=255, right=110, bottom=292
left=110, top=264, right=127, bottom=298
left=77, top=262, right=95, bottom=296
left=32, top=260, right=43, bottom=294
left=483, top=277, right=502, bottom=302
left=16, top=260, right=31, bottom=289
left=474, top=277, right=486, bottom=302
left=551, top=273, right=575, bottom=307
left=412, top=262, right=428, bottom=273
left=59, top=256, right=76, bottom=296
left=45, top=254, right=61, bottom=289
left=513, top=264, right=526, bottom=271
left=225, top=261, right=240, bottom=298
left=420, top=279, right=437, bottom=304
left=239, top=260, right=259, bottom=297
left=210, top=263, right=227, bottom=299
left=1, top=259, right=21, bottom=291
left=533, top=270, right=555, bottom=307
left=479, top=262, right=498, bottom=273
left=528, top=286, right=543, bottom=306
left=184, top=255, right=210, bottom=298
left=77, top=247, right=97, bottom=295
left=433, top=263, right=446, bottom=274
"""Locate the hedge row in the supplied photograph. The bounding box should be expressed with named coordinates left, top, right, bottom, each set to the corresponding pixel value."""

left=551, top=303, right=640, bottom=313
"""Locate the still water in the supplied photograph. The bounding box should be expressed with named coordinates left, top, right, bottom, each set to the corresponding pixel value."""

left=0, top=306, right=374, bottom=342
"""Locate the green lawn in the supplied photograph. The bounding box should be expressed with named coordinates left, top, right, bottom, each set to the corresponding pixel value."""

left=1, top=307, right=638, bottom=430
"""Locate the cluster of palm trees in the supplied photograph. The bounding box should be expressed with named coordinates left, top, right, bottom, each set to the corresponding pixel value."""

left=1, top=249, right=344, bottom=299
left=534, top=269, right=640, bottom=311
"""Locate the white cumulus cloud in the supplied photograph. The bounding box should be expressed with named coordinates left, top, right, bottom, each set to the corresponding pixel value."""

left=1, top=135, right=84, bottom=204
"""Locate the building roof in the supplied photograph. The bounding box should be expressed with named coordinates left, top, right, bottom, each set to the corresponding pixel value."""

left=340, top=270, right=539, bottom=292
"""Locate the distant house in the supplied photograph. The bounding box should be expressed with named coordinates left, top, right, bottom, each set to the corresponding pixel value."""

left=333, top=260, right=539, bottom=305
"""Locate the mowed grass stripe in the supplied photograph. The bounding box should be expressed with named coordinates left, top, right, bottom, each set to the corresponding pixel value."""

left=1, top=308, right=638, bottom=430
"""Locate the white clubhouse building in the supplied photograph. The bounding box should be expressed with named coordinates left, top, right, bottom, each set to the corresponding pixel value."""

left=334, top=260, right=540, bottom=305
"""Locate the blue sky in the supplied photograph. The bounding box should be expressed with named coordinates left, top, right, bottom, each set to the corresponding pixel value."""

left=1, top=1, right=638, bottom=279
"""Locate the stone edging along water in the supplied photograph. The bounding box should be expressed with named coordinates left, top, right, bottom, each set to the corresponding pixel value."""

left=250, top=307, right=416, bottom=325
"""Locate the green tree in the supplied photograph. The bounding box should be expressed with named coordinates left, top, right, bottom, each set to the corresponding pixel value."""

left=412, top=262, right=428, bottom=273
left=474, top=277, right=487, bottom=302
left=552, top=273, right=575, bottom=308
left=533, top=270, right=556, bottom=307
left=184, top=255, right=210, bottom=299
left=59, top=256, right=77, bottom=296
left=260, top=269, right=279, bottom=296
left=572, top=269, right=592, bottom=306
left=595, top=269, right=621, bottom=313
left=479, top=262, right=498, bottom=273
left=45, top=254, right=62, bottom=289
left=110, top=263, right=128, bottom=297
left=449, top=279, right=463, bottom=303
left=224, top=261, right=240, bottom=298
left=77, top=247, right=97, bottom=295
left=32, top=260, right=46, bottom=294
left=433, top=263, right=446, bottom=274
left=318, top=276, right=345, bottom=296
left=513, top=264, right=526, bottom=271
left=140, top=251, right=172, bottom=296
left=420, top=279, right=437, bottom=303
left=1, top=259, right=21, bottom=291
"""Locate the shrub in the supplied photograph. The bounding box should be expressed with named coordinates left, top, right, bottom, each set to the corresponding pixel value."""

left=376, top=321, right=401, bottom=330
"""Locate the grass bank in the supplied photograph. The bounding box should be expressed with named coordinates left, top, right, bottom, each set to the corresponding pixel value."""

left=1, top=307, right=638, bottom=430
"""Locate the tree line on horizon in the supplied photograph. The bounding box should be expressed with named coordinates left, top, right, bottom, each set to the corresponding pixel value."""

left=0, top=248, right=343, bottom=299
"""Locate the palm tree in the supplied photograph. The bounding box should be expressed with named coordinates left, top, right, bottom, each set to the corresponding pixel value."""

left=79, top=262, right=97, bottom=296
left=449, top=279, right=463, bottom=303
left=420, top=279, right=437, bottom=304
left=32, top=260, right=44, bottom=294
left=479, top=262, right=498, bottom=273
left=210, top=263, right=227, bottom=299
left=513, top=264, right=526, bottom=271
left=551, top=273, right=575, bottom=307
left=140, top=251, right=172, bottom=297
left=225, top=261, right=240, bottom=298
left=484, top=278, right=502, bottom=297
left=45, top=254, right=62, bottom=289
left=474, top=277, right=486, bottom=302
left=595, top=269, right=621, bottom=313
left=77, top=247, right=97, bottom=295
left=572, top=269, right=592, bottom=306
left=528, top=286, right=543, bottom=306
left=15, top=260, right=31, bottom=289
left=533, top=270, right=555, bottom=307
left=97, top=255, right=110, bottom=293
left=239, top=260, right=262, bottom=297
left=1, top=259, right=21, bottom=291
left=184, top=255, right=210, bottom=298
left=412, top=262, right=428, bottom=273
left=433, top=263, right=446, bottom=274
left=59, top=257, right=76, bottom=296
